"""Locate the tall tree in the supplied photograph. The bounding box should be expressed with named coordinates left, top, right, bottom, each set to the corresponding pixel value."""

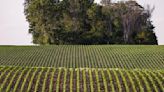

left=24, top=0, right=158, bottom=45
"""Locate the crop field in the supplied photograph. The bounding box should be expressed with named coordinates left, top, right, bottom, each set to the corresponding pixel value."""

left=0, top=45, right=163, bottom=92
left=0, top=45, right=164, bottom=69
left=0, top=66, right=163, bottom=92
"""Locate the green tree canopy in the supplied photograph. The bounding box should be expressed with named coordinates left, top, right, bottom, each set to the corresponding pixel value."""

left=24, top=0, right=158, bottom=45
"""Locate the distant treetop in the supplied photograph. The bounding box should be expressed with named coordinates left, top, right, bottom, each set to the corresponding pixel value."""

left=24, top=0, right=158, bottom=45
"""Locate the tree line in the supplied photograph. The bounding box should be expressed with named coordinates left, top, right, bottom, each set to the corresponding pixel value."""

left=24, top=0, right=158, bottom=45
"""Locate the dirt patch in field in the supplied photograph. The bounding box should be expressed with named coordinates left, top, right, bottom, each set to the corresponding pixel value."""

left=73, top=69, right=77, bottom=92
left=36, top=69, right=47, bottom=92
left=142, top=71, right=155, bottom=92
left=29, top=68, right=42, bottom=92
left=52, top=69, right=59, bottom=92
left=149, top=72, right=163, bottom=92
left=104, top=70, right=112, bottom=92
left=86, top=71, right=91, bottom=92
left=22, top=68, right=35, bottom=92
left=0, top=68, right=11, bottom=86
left=128, top=71, right=140, bottom=92
left=65, top=70, right=70, bottom=92
left=116, top=71, right=126, bottom=92
left=92, top=70, right=98, bottom=92
left=45, top=68, right=53, bottom=92
left=59, top=69, right=64, bottom=91
left=110, top=70, right=119, bottom=92
left=15, top=68, right=29, bottom=92
left=135, top=71, right=147, bottom=92
left=1, top=68, right=18, bottom=91
left=79, top=70, right=84, bottom=92
left=8, top=68, right=25, bottom=92
left=122, top=71, right=134, bottom=92
left=98, top=70, right=105, bottom=92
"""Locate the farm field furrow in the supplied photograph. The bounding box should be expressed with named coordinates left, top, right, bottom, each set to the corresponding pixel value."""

left=0, top=45, right=164, bottom=91
left=0, top=66, right=163, bottom=92
left=0, top=45, right=164, bottom=69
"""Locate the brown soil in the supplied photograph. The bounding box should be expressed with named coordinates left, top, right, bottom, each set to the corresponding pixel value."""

left=1, top=68, right=18, bottom=91
left=149, top=72, right=163, bottom=92
left=122, top=71, right=134, bottom=92
left=98, top=70, right=105, bottom=92
left=79, top=70, right=84, bottom=92
left=0, top=68, right=11, bottom=86
left=135, top=71, right=147, bottom=92
left=52, top=69, right=59, bottom=92
left=92, top=70, right=98, bottom=92
left=14, top=68, right=29, bottom=92
left=36, top=68, right=47, bottom=92
left=65, top=70, right=70, bottom=92
left=73, top=69, right=77, bottom=92
left=110, top=70, right=119, bottom=92
left=104, top=70, right=112, bottom=92
left=45, top=68, right=53, bottom=92
left=115, top=71, right=126, bottom=92
left=8, top=68, right=25, bottom=92
left=29, top=68, right=42, bottom=92
left=22, top=68, right=35, bottom=92
left=128, top=71, right=140, bottom=92
left=85, top=70, right=91, bottom=92
left=59, top=69, right=64, bottom=92
left=141, top=71, right=155, bottom=92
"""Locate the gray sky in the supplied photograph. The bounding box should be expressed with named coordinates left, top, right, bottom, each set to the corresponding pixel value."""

left=0, top=0, right=164, bottom=45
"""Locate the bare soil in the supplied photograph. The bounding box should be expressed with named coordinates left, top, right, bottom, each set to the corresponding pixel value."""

left=115, top=71, right=126, bottom=92
left=52, top=69, right=59, bottom=92
left=104, top=70, right=112, bottom=92
left=79, top=70, right=84, bottom=92
left=8, top=68, right=25, bottom=92
left=36, top=68, right=47, bottom=92
left=45, top=68, right=53, bottom=92
left=92, top=70, right=98, bottom=92
left=15, top=68, right=29, bottom=92
left=59, top=69, right=64, bottom=92
left=29, top=68, right=42, bottom=92
left=135, top=71, right=147, bottom=92
left=110, top=70, right=119, bottom=92
left=65, top=70, right=70, bottom=92
left=98, top=70, right=105, bottom=92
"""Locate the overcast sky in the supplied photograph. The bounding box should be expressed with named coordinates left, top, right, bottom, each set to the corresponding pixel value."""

left=0, top=0, right=164, bottom=45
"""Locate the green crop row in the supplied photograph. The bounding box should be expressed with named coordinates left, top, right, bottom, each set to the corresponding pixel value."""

left=0, top=45, right=163, bottom=69
left=0, top=66, right=163, bottom=92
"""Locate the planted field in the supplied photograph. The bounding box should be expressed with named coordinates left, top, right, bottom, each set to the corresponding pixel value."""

left=0, top=66, right=163, bottom=92
left=0, top=45, right=164, bottom=69
left=0, top=45, right=164, bottom=91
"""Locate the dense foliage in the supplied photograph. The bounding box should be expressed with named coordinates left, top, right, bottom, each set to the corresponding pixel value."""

left=24, top=0, right=158, bottom=45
